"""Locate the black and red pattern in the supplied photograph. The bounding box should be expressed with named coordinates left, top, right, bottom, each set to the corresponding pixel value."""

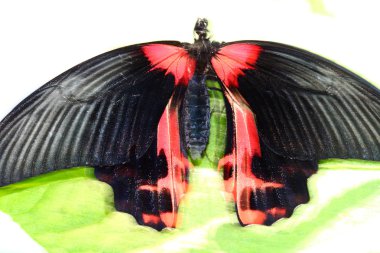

left=0, top=18, right=379, bottom=230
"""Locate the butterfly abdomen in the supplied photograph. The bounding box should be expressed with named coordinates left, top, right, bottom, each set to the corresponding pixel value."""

left=181, top=75, right=210, bottom=160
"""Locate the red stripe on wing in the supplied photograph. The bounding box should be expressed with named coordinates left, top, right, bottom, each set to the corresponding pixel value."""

left=218, top=92, right=283, bottom=225
left=211, top=43, right=261, bottom=88
left=156, top=94, right=190, bottom=228
left=142, top=44, right=196, bottom=85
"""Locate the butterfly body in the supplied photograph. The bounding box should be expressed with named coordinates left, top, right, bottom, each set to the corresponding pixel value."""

left=181, top=74, right=211, bottom=159
left=0, top=18, right=379, bottom=230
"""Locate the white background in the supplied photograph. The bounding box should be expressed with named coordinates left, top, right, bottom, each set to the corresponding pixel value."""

left=0, top=0, right=379, bottom=252
left=0, top=0, right=379, bottom=120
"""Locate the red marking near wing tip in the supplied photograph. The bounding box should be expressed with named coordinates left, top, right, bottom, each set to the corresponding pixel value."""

left=267, top=208, right=287, bottom=218
left=240, top=210, right=267, bottom=225
left=138, top=185, right=158, bottom=192
left=211, top=43, right=262, bottom=87
left=142, top=214, right=161, bottom=225
left=142, top=44, right=196, bottom=85
left=160, top=212, right=178, bottom=228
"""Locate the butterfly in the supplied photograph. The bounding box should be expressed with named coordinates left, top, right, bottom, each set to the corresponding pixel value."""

left=0, top=18, right=379, bottom=230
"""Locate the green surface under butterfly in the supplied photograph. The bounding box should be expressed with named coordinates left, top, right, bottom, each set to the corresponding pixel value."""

left=0, top=80, right=379, bottom=252
left=0, top=162, right=379, bottom=253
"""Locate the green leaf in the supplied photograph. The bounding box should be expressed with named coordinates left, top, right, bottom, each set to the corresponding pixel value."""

left=0, top=160, right=379, bottom=252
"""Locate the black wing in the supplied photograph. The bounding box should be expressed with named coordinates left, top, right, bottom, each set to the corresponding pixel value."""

left=237, top=41, right=380, bottom=162
left=212, top=41, right=380, bottom=226
left=0, top=41, right=183, bottom=186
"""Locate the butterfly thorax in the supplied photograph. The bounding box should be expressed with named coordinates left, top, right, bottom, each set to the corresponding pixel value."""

left=187, top=18, right=221, bottom=75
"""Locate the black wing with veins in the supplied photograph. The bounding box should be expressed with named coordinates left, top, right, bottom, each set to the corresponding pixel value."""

left=238, top=41, right=380, bottom=162
left=214, top=41, right=380, bottom=226
left=0, top=41, right=182, bottom=186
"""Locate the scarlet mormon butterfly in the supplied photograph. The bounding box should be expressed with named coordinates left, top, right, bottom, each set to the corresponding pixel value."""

left=0, top=18, right=379, bottom=230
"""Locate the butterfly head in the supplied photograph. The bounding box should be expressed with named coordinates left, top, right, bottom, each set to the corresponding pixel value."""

left=194, top=18, right=210, bottom=42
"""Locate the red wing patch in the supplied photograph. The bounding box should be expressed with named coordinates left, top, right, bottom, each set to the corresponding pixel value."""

left=142, top=44, right=196, bottom=85
left=218, top=92, right=284, bottom=225
left=156, top=94, right=190, bottom=228
left=211, top=43, right=261, bottom=88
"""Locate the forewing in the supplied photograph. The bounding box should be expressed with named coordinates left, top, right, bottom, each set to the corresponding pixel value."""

left=214, top=41, right=380, bottom=162
left=0, top=41, right=190, bottom=186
